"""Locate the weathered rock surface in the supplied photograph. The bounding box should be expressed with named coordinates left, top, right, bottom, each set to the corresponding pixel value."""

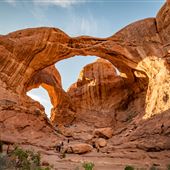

left=95, top=138, right=107, bottom=148
left=0, top=1, right=170, bottom=169
left=94, top=127, right=113, bottom=139
left=64, top=143, right=93, bottom=154
left=67, top=59, right=133, bottom=127
left=0, top=97, right=60, bottom=148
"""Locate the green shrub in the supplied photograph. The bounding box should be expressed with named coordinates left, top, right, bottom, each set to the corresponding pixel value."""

left=82, top=162, right=95, bottom=170
left=1, top=146, right=50, bottom=170
left=124, top=165, right=135, bottom=170
left=11, top=146, right=41, bottom=169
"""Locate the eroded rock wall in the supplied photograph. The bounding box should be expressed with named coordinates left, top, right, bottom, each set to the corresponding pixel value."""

left=67, top=59, right=136, bottom=127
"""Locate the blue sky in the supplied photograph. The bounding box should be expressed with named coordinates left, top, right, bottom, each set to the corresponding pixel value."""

left=0, top=0, right=164, bottom=116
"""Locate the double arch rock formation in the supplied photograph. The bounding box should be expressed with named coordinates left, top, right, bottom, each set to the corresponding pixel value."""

left=0, top=1, right=170, bottom=167
left=1, top=2, right=170, bottom=118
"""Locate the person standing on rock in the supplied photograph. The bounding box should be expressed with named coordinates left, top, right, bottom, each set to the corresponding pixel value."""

left=55, top=141, right=64, bottom=153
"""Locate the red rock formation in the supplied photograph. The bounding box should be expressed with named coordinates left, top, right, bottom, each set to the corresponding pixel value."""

left=26, top=65, right=76, bottom=125
left=0, top=1, right=170, bottom=169
left=0, top=11, right=167, bottom=117
left=67, top=59, right=133, bottom=127
left=27, top=65, right=62, bottom=107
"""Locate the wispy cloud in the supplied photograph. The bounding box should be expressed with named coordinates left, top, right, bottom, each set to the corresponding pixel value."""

left=33, top=0, right=85, bottom=8
left=65, top=12, right=99, bottom=36
left=4, top=0, right=85, bottom=8
left=31, top=5, right=51, bottom=25
left=80, top=16, right=98, bottom=35
left=4, top=0, right=16, bottom=6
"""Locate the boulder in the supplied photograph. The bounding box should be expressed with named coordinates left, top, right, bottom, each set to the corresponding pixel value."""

left=95, top=138, right=107, bottom=148
left=94, top=128, right=113, bottom=139
left=65, top=143, right=93, bottom=154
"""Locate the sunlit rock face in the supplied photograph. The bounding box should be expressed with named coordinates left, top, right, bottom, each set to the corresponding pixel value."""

left=0, top=2, right=170, bottom=168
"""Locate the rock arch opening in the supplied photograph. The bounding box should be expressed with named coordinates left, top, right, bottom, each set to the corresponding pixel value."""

left=25, top=52, right=147, bottom=129
left=55, top=55, right=98, bottom=91
left=27, top=86, right=52, bottom=118
left=1, top=3, right=170, bottom=168
left=1, top=1, right=170, bottom=123
left=25, top=55, right=124, bottom=127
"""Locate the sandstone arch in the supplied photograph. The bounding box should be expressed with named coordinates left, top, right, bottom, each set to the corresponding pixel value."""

left=26, top=65, right=76, bottom=125
left=1, top=2, right=170, bottom=168
left=0, top=1, right=170, bottom=119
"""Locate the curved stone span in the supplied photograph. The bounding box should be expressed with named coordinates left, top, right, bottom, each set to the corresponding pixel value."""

left=0, top=1, right=170, bottom=118
left=0, top=2, right=170, bottom=168
left=27, top=65, right=62, bottom=107
left=26, top=65, right=76, bottom=125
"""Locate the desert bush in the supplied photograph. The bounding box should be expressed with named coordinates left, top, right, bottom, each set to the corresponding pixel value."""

left=0, top=154, right=16, bottom=170
left=0, top=146, right=51, bottom=170
left=82, top=162, right=94, bottom=170
left=124, top=165, right=135, bottom=170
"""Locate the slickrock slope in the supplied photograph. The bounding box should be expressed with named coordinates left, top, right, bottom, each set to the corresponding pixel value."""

left=0, top=1, right=170, bottom=169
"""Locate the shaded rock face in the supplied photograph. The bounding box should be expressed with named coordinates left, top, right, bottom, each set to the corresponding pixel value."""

left=26, top=65, right=76, bottom=125
left=67, top=59, right=134, bottom=127
left=0, top=97, right=59, bottom=148
left=0, top=2, right=170, bottom=169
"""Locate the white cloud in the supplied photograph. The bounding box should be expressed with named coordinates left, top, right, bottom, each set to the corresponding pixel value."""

left=5, top=0, right=85, bottom=8
left=5, top=0, right=16, bottom=6
left=33, top=0, right=85, bottom=8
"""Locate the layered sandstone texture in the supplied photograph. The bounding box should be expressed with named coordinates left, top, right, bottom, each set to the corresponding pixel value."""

left=0, top=1, right=170, bottom=169
left=67, top=58, right=134, bottom=127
